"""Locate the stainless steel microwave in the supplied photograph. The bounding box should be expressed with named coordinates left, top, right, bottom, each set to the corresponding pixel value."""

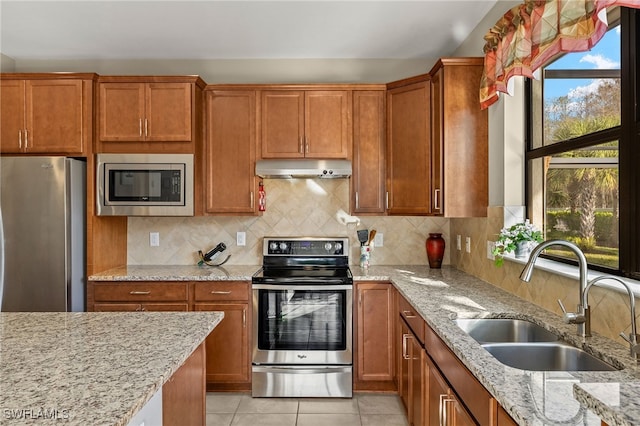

left=96, top=153, right=194, bottom=216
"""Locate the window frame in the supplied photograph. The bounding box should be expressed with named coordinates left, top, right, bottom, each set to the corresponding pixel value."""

left=525, top=7, right=640, bottom=279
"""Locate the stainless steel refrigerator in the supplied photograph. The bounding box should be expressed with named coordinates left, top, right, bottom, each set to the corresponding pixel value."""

left=0, top=156, right=86, bottom=312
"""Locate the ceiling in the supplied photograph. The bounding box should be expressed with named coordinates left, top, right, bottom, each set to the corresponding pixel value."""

left=0, top=1, right=499, bottom=61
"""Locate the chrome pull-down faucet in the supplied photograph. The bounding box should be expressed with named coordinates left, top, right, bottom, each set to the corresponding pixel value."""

left=585, top=276, right=640, bottom=361
left=519, top=239, right=590, bottom=337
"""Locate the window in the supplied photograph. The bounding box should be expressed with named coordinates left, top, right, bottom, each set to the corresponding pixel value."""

left=527, top=7, right=640, bottom=278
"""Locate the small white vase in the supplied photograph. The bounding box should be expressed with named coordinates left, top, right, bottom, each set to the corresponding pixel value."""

left=514, top=241, right=530, bottom=258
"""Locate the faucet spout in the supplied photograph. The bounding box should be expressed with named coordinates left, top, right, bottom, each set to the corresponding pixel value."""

left=586, top=276, right=640, bottom=361
left=519, top=239, right=590, bottom=337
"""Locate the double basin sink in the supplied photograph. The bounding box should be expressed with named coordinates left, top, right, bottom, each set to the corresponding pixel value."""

left=454, top=318, right=620, bottom=371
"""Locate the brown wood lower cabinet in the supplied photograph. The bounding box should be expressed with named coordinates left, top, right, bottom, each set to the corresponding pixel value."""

left=397, top=300, right=425, bottom=426
left=426, top=355, right=475, bottom=426
left=88, top=280, right=252, bottom=391
left=396, top=293, right=519, bottom=426
left=193, top=281, right=251, bottom=391
left=163, top=341, right=206, bottom=426
left=354, top=281, right=395, bottom=391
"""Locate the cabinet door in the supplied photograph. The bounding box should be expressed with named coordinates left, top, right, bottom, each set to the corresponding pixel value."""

left=436, top=59, right=488, bottom=218
left=352, top=91, right=386, bottom=214
left=427, top=357, right=449, bottom=426
left=398, top=319, right=411, bottom=414
left=430, top=67, right=444, bottom=215
left=194, top=303, right=251, bottom=384
left=99, top=82, right=146, bottom=142
left=386, top=81, right=431, bottom=215
left=205, top=90, right=257, bottom=214
left=26, top=79, right=84, bottom=154
left=304, top=90, right=350, bottom=158
left=355, top=282, right=395, bottom=390
left=0, top=80, right=25, bottom=153
left=260, top=90, right=304, bottom=158
left=146, top=83, right=192, bottom=141
left=409, top=337, right=424, bottom=426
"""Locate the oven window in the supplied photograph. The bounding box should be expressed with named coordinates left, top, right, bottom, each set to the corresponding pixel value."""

left=257, top=289, right=347, bottom=351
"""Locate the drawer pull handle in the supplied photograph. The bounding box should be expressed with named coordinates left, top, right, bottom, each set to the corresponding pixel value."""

left=129, top=291, right=151, bottom=295
left=210, top=291, right=232, bottom=294
left=402, top=310, right=416, bottom=318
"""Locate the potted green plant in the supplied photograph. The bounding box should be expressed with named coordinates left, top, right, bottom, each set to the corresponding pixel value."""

left=492, top=220, right=543, bottom=266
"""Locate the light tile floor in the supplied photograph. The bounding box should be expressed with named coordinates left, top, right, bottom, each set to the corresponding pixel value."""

left=206, top=392, right=409, bottom=426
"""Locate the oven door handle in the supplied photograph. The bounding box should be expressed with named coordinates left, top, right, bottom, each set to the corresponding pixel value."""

left=252, top=366, right=352, bottom=374
left=252, top=284, right=353, bottom=291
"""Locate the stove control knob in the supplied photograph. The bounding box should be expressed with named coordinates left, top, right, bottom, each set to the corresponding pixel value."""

left=279, top=242, right=288, bottom=251
left=324, top=242, right=333, bottom=251
left=334, top=242, right=343, bottom=253
left=269, top=242, right=278, bottom=251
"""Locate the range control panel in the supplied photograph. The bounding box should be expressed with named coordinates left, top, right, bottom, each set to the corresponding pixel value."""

left=263, top=238, right=348, bottom=256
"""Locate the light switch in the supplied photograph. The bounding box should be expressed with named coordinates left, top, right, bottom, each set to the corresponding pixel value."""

left=465, top=237, right=471, bottom=253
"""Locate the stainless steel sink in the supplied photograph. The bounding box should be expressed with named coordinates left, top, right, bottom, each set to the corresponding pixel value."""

left=454, top=318, right=620, bottom=371
left=454, top=318, right=559, bottom=343
left=482, top=342, right=619, bottom=371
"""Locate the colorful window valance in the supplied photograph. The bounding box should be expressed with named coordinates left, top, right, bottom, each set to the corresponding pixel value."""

left=480, top=0, right=640, bottom=109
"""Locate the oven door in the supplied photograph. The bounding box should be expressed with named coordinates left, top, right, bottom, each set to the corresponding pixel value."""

left=252, top=284, right=352, bottom=365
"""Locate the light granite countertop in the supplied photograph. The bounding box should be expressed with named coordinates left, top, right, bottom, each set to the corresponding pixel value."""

left=88, top=264, right=261, bottom=281
left=0, top=311, right=223, bottom=425
left=89, top=264, right=640, bottom=425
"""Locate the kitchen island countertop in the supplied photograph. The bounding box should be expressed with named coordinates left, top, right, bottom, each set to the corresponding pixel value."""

left=0, top=311, right=223, bottom=425
left=89, top=264, right=640, bottom=425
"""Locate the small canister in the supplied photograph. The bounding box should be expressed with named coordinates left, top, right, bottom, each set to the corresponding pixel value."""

left=359, top=245, right=371, bottom=269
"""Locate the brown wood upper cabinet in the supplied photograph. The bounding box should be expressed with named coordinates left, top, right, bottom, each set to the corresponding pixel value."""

left=260, top=90, right=351, bottom=159
left=205, top=90, right=258, bottom=214
left=97, top=77, right=203, bottom=153
left=351, top=91, right=386, bottom=214
left=430, top=58, right=488, bottom=217
left=386, top=77, right=432, bottom=215
left=0, top=75, right=93, bottom=155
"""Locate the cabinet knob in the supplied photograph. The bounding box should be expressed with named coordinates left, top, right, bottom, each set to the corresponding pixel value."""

left=129, top=291, right=151, bottom=295
left=210, top=291, right=232, bottom=294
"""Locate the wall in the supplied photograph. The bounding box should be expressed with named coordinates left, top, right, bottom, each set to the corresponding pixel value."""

left=449, top=1, right=637, bottom=344
left=0, top=53, right=16, bottom=72
left=10, top=58, right=435, bottom=84
left=128, top=179, right=449, bottom=266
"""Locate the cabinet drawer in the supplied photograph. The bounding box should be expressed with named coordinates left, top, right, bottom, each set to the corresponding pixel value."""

left=194, top=281, right=250, bottom=302
left=399, top=295, right=425, bottom=344
left=94, top=303, right=189, bottom=312
left=93, top=282, right=188, bottom=302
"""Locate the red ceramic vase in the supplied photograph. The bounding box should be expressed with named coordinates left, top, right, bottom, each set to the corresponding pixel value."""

left=426, top=233, right=445, bottom=268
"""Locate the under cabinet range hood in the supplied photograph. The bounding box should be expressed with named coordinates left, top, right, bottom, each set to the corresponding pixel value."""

left=255, top=159, right=352, bottom=179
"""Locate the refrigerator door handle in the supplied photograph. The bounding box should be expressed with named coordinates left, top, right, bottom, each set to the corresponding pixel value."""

left=0, top=206, right=4, bottom=312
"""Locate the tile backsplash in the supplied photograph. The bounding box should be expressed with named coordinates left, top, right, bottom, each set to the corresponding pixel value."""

left=450, top=206, right=639, bottom=345
left=128, top=179, right=450, bottom=266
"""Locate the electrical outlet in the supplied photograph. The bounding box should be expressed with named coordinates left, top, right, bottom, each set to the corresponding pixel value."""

left=487, top=241, right=496, bottom=260
left=236, top=231, right=246, bottom=246
left=149, top=232, right=160, bottom=247
left=456, top=235, right=461, bottom=251
left=465, top=237, right=471, bottom=253
left=374, top=232, right=383, bottom=247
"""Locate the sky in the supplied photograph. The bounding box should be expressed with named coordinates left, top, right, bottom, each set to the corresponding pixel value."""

left=543, top=25, right=621, bottom=101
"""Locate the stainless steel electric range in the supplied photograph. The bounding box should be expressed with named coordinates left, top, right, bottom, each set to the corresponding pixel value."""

left=251, top=237, right=353, bottom=398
